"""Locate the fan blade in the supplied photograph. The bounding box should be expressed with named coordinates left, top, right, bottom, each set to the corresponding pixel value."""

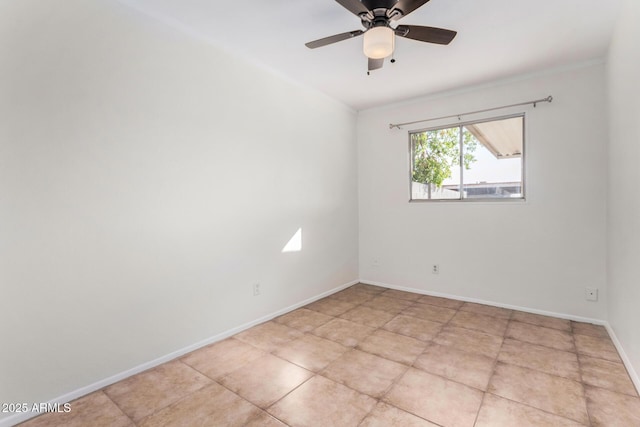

left=334, top=0, right=370, bottom=16
left=305, top=30, right=364, bottom=49
left=392, top=0, right=431, bottom=18
left=395, top=25, right=457, bottom=45
left=368, top=57, right=384, bottom=71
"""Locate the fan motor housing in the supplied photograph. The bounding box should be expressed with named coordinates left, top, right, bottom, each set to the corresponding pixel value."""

left=361, top=8, right=400, bottom=29
left=361, top=0, right=400, bottom=11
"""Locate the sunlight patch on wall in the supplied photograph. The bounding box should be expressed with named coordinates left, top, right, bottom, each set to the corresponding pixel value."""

left=282, top=228, right=302, bottom=253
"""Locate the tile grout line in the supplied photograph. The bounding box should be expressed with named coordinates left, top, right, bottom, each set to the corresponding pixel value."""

left=471, top=308, right=512, bottom=426
left=288, top=288, right=384, bottom=425
left=494, top=371, right=592, bottom=424
left=100, top=390, right=136, bottom=426
left=141, top=360, right=220, bottom=423
left=258, top=286, right=639, bottom=425
left=102, top=360, right=212, bottom=426
left=368, top=294, right=463, bottom=425
left=341, top=288, right=410, bottom=425
left=481, top=392, right=595, bottom=426
left=260, top=374, right=314, bottom=425
left=505, top=320, right=587, bottom=354
left=356, top=296, right=430, bottom=425
left=178, top=343, right=297, bottom=426
left=265, top=287, right=381, bottom=425
left=179, top=341, right=296, bottom=426
left=570, top=320, right=594, bottom=427
left=321, top=287, right=430, bottom=425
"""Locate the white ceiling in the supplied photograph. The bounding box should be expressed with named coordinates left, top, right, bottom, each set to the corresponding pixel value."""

left=117, top=0, right=621, bottom=110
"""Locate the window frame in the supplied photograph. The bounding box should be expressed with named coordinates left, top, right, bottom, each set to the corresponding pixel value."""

left=408, top=113, right=526, bottom=203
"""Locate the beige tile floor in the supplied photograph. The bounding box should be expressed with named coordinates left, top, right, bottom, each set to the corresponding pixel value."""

left=20, top=283, right=640, bottom=426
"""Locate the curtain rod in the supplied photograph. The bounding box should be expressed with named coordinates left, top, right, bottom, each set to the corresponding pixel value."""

left=388, top=95, right=553, bottom=130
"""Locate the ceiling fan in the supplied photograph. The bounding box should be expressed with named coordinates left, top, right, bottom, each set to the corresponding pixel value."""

left=305, top=0, right=457, bottom=73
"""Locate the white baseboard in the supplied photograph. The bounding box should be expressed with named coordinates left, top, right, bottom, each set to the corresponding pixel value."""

left=5, top=277, right=637, bottom=427
left=361, top=278, right=640, bottom=395
left=0, top=279, right=358, bottom=427
left=604, top=324, right=640, bottom=396
left=360, top=279, right=608, bottom=324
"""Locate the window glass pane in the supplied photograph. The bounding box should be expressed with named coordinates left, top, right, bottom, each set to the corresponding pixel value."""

left=411, top=126, right=461, bottom=200
left=461, top=116, right=523, bottom=199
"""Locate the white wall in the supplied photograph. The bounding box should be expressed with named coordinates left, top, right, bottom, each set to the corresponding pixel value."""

left=358, top=64, right=608, bottom=319
left=0, top=0, right=358, bottom=418
left=607, top=0, right=640, bottom=383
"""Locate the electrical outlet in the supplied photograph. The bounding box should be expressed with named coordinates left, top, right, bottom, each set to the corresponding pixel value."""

left=253, top=283, right=261, bottom=296
left=432, top=264, right=439, bottom=274
left=586, top=287, right=598, bottom=301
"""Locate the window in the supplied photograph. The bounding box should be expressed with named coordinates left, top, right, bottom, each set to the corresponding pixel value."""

left=410, top=115, right=524, bottom=201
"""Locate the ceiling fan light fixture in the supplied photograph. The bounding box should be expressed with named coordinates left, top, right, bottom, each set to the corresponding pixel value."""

left=363, top=26, right=394, bottom=59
